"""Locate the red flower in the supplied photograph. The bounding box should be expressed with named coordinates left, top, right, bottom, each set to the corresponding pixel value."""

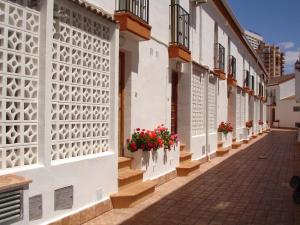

left=130, top=142, right=137, bottom=151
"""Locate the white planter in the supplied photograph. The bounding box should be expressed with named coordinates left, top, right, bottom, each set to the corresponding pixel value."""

left=218, top=132, right=232, bottom=148
left=125, top=143, right=180, bottom=180
left=259, top=124, right=263, bottom=133
left=244, top=127, right=253, bottom=139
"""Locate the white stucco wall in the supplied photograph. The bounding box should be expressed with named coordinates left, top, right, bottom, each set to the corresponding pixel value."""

left=277, top=99, right=300, bottom=128
left=280, top=78, right=295, bottom=100
left=296, top=67, right=300, bottom=103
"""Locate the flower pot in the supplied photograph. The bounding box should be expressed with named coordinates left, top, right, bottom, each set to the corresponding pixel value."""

left=125, top=144, right=180, bottom=180
left=245, top=127, right=253, bottom=139
left=218, top=132, right=232, bottom=148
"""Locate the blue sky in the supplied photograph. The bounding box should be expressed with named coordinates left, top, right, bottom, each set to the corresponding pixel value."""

left=227, top=0, right=300, bottom=74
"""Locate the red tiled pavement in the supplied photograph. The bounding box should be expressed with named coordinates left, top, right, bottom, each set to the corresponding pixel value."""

left=85, top=130, right=300, bottom=225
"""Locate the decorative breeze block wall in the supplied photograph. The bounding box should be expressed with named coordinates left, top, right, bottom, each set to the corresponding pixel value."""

left=51, top=1, right=111, bottom=161
left=241, top=91, right=246, bottom=126
left=236, top=89, right=241, bottom=127
left=207, top=76, right=217, bottom=133
left=192, top=71, right=205, bottom=135
left=0, top=0, right=39, bottom=169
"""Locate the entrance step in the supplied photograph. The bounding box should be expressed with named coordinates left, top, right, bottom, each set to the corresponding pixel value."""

left=216, top=145, right=231, bottom=157
left=179, top=151, right=193, bottom=163
left=217, top=141, right=224, bottom=148
left=243, top=139, right=250, bottom=144
left=232, top=137, right=237, bottom=142
left=252, top=134, right=258, bottom=139
left=118, top=157, right=132, bottom=169
left=118, top=168, right=143, bottom=190
left=176, top=160, right=201, bottom=176
left=111, top=181, right=156, bottom=208
left=232, top=141, right=242, bottom=149
left=180, top=143, right=187, bottom=151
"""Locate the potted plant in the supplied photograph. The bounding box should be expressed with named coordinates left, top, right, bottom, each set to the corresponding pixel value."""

left=258, top=120, right=264, bottom=133
left=218, top=122, right=233, bottom=134
left=245, top=120, right=253, bottom=138
left=126, top=124, right=180, bottom=180
left=218, top=122, right=233, bottom=148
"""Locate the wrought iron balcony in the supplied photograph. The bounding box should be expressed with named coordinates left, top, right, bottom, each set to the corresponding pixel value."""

left=116, top=0, right=149, bottom=23
left=168, top=3, right=191, bottom=62
left=228, top=55, right=236, bottom=79
left=214, top=43, right=225, bottom=71
left=114, top=0, right=151, bottom=40
left=170, top=3, right=190, bottom=50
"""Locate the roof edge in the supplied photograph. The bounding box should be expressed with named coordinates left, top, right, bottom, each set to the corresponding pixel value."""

left=214, top=0, right=269, bottom=79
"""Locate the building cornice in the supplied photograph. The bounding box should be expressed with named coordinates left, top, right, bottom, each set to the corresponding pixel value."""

left=213, top=0, right=269, bottom=79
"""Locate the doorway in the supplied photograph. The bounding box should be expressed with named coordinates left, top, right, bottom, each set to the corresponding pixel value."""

left=171, top=71, right=178, bottom=134
left=271, top=108, right=275, bottom=127
left=119, top=52, right=125, bottom=156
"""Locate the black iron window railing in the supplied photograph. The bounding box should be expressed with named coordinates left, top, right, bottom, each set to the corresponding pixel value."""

left=244, top=70, right=250, bottom=87
left=170, top=3, right=190, bottom=50
left=251, top=75, right=255, bottom=90
left=215, top=43, right=225, bottom=71
left=228, top=55, right=236, bottom=79
left=259, top=83, right=261, bottom=96
left=116, top=0, right=149, bottom=23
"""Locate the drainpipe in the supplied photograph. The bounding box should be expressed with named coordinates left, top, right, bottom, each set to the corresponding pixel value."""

left=205, top=71, right=210, bottom=161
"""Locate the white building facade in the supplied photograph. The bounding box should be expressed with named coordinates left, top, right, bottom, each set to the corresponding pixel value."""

left=267, top=74, right=300, bottom=128
left=0, top=0, right=269, bottom=224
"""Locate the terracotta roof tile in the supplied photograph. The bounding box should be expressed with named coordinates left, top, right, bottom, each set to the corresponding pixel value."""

left=68, top=0, right=115, bottom=23
left=267, top=74, right=295, bottom=86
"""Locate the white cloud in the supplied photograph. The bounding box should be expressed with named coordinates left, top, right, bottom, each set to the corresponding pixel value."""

left=284, top=50, right=299, bottom=73
left=285, top=50, right=299, bottom=65
left=278, top=41, right=295, bottom=50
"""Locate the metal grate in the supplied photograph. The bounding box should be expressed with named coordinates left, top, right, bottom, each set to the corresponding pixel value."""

left=0, top=189, right=23, bottom=224
left=169, top=3, right=190, bottom=50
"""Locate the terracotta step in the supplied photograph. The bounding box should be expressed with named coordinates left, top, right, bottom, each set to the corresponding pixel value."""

left=217, top=141, right=224, bottom=148
left=232, top=141, right=242, bottom=149
left=252, top=134, right=258, bottom=139
left=232, top=137, right=237, bottom=142
left=118, top=157, right=132, bottom=169
left=118, top=168, right=143, bottom=190
left=180, top=151, right=193, bottom=163
left=180, top=144, right=186, bottom=151
left=243, top=139, right=250, bottom=144
left=176, top=161, right=201, bottom=176
left=216, top=145, right=231, bottom=157
left=110, top=180, right=156, bottom=208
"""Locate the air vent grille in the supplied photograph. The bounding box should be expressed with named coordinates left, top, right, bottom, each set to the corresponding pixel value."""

left=0, top=189, right=23, bottom=224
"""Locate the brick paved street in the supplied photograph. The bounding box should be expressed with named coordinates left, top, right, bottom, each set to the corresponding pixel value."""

left=86, top=130, right=300, bottom=225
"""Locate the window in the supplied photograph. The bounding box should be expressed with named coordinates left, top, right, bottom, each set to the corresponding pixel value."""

left=293, top=106, right=300, bottom=112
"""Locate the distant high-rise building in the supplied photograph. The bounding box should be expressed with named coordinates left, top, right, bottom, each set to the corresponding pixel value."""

left=257, top=43, right=285, bottom=77
left=245, top=30, right=264, bottom=50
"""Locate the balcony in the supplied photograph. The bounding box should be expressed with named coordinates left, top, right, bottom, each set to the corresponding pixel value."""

left=214, top=43, right=226, bottom=80
left=114, top=0, right=151, bottom=41
left=168, top=3, right=191, bottom=63
left=227, top=55, right=237, bottom=86
left=243, top=70, right=251, bottom=94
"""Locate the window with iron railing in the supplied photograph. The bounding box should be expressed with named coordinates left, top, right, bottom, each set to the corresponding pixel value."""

left=228, top=55, right=236, bottom=79
left=116, top=0, right=149, bottom=23
left=251, top=75, right=255, bottom=90
left=214, top=43, right=225, bottom=71
left=169, top=3, right=190, bottom=50
left=244, top=70, right=250, bottom=87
